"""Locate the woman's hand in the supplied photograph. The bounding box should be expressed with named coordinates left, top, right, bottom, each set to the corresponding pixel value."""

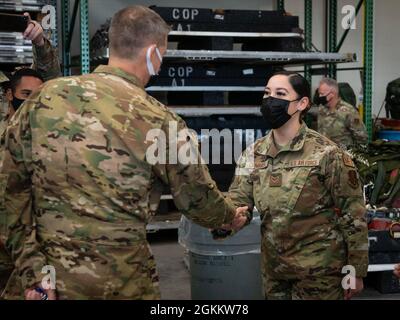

left=221, top=206, right=249, bottom=232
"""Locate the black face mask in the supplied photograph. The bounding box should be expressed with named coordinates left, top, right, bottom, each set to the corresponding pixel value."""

left=261, top=96, right=300, bottom=129
left=315, top=95, right=329, bottom=106
left=11, top=96, right=25, bottom=111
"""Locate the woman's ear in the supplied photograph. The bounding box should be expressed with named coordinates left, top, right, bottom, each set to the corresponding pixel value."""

left=297, top=97, right=310, bottom=111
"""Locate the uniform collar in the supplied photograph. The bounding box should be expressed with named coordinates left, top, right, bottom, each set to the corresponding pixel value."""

left=93, top=65, right=144, bottom=89
left=328, top=98, right=342, bottom=113
left=4, top=103, right=13, bottom=121
left=257, top=122, right=308, bottom=158
left=334, top=98, right=343, bottom=109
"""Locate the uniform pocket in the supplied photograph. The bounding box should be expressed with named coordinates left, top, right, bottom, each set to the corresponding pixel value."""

left=284, top=167, right=314, bottom=214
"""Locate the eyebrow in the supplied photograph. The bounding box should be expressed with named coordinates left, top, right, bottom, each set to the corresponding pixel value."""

left=265, top=87, right=289, bottom=93
left=276, top=88, right=289, bottom=93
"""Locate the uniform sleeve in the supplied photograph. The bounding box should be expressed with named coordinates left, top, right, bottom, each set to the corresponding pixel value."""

left=346, top=110, right=368, bottom=146
left=228, top=146, right=255, bottom=211
left=0, top=103, right=47, bottom=290
left=0, top=171, right=9, bottom=260
left=31, top=38, right=61, bottom=82
left=152, top=113, right=236, bottom=229
left=324, top=148, right=369, bottom=278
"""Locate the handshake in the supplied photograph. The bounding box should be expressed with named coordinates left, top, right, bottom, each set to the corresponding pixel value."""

left=211, top=206, right=251, bottom=240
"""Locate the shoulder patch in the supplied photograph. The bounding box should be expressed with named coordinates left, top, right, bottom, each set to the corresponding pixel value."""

left=342, top=153, right=355, bottom=168
left=348, top=170, right=359, bottom=189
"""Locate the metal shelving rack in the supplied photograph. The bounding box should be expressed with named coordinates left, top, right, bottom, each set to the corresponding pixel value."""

left=168, top=30, right=302, bottom=38
left=57, top=0, right=375, bottom=141
left=60, top=0, right=373, bottom=137
left=328, top=0, right=338, bottom=79
left=61, top=0, right=89, bottom=76
left=58, top=3, right=375, bottom=136
left=61, top=0, right=70, bottom=76
left=304, top=0, right=312, bottom=85
left=364, top=0, right=374, bottom=142
left=298, top=0, right=374, bottom=141
left=277, top=0, right=285, bottom=11
left=47, top=0, right=58, bottom=46
left=145, top=50, right=356, bottom=92
left=0, top=0, right=45, bottom=12
left=0, top=0, right=51, bottom=67
left=163, top=50, right=356, bottom=62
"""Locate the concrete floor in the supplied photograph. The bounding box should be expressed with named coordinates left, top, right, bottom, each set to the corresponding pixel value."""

left=148, top=229, right=400, bottom=301
left=149, top=230, right=191, bottom=300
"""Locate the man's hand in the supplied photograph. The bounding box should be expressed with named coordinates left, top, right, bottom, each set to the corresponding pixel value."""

left=23, top=13, right=45, bottom=47
left=25, top=286, right=57, bottom=300
left=221, top=206, right=249, bottom=232
left=394, top=264, right=400, bottom=278
left=344, top=277, right=364, bottom=300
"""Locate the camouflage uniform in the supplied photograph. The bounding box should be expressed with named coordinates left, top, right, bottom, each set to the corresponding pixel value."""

left=317, top=99, right=368, bottom=150
left=0, top=72, right=10, bottom=137
left=31, top=38, right=62, bottom=82
left=0, top=38, right=61, bottom=296
left=0, top=72, right=9, bottom=292
left=229, top=123, right=369, bottom=300
left=0, top=65, right=235, bottom=300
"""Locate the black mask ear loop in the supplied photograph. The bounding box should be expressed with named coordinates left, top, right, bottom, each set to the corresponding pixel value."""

left=288, top=98, right=302, bottom=117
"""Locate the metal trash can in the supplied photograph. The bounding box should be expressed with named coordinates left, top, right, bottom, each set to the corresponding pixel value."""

left=178, top=212, right=264, bottom=300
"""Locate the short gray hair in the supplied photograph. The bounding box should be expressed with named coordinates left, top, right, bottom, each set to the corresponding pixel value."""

left=319, top=77, right=339, bottom=93
left=109, top=6, right=171, bottom=59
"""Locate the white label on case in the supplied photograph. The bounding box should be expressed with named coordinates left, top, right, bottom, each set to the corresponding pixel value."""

left=243, top=69, right=254, bottom=75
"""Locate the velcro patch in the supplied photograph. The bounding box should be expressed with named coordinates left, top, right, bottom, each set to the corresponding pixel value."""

left=285, top=159, right=319, bottom=168
left=343, top=154, right=355, bottom=168
left=269, top=173, right=282, bottom=187
left=348, top=170, right=359, bottom=189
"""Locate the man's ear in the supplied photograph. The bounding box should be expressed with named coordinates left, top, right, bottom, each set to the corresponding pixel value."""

left=142, top=44, right=157, bottom=62
left=147, top=44, right=157, bottom=54
left=5, top=88, right=13, bottom=102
